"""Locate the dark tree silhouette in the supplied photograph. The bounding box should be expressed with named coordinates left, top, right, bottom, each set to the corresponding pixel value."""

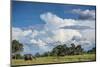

left=12, top=40, right=23, bottom=59
left=87, top=47, right=96, bottom=54
left=52, top=44, right=67, bottom=56
left=75, top=45, right=83, bottom=55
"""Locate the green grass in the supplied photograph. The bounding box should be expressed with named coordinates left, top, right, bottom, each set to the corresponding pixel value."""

left=12, top=54, right=96, bottom=66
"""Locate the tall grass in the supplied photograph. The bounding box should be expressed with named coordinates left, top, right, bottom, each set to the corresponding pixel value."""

left=12, top=54, right=96, bottom=66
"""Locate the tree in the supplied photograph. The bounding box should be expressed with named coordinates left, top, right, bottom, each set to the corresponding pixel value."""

left=12, top=40, right=23, bottom=59
left=41, top=51, right=51, bottom=57
left=65, top=46, right=70, bottom=55
left=12, top=40, right=23, bottom=53
left=12, top=54, right=23, bottom=59
left=87, top=47, right=96, bottom=54
left=52, top=44, right=67, bottom=56
left=35, top=52, right=40, bottom=57
left=75, top=45, right=83, bottom=55
left=68, top=43, right=76, bottom=55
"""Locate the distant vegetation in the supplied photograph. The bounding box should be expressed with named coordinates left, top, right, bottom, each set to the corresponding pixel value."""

left=11, top=40, right=96, bottom=66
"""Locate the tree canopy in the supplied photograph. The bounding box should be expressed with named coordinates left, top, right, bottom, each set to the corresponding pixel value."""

left=12, top=40, right=23, bottom=53
left=50, top=43, right=84, bottom=56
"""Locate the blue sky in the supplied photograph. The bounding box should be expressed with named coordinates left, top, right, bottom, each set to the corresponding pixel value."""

left=12, top=1, right=96, bottom=55
left=12, top=1, right=96, bottom=27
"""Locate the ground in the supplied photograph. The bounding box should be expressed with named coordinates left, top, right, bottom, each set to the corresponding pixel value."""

left=11, top=54, right=96, bottom=66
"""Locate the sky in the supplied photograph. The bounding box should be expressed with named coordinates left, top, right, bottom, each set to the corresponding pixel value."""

left=12, top=1, right=96, bottom=55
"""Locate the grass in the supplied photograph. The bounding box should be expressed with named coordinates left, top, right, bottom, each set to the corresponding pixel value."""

left=11, top=54, right=96, bottom=66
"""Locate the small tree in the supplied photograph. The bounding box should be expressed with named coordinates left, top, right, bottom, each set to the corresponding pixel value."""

left=52, top=44, right=67, bottom=56
left=12, top=54, right=23, bottom=59
left=12, top=40, right=23, bottom=59
left=35, top=52, right=40, bottom=57
left=75, top=45, right=83, bottom=55
left=68, top=43, right=76, bottom=55
left=87, top=47, right=96, bottom=54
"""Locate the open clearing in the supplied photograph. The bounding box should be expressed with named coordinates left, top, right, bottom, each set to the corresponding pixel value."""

left=12, top=54, right=96, bottom=66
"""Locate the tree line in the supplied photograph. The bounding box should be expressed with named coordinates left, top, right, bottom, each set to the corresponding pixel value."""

left=12, top=40, right=96, bottom=59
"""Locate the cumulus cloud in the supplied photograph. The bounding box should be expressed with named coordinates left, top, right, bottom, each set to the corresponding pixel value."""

left=30, top=39, right=47, bottom=46
left=72, top=9, right=95, bottom=20
left=12, top=12, right=95, bottom=53
left=81, top=30, right=95, bottom=42
left=78, top=40, right=95, bottom=51
left=40, top=12, right=81, bottom=42
left=52, top=29, right=81, bottom=42
left=12, top=27, right=37, bottom=44
left=40, top=12, right=75, bottom=29
left=12, top=27, right=30, bottom=40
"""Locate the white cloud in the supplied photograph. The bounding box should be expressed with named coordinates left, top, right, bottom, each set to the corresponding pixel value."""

left=72, top=9, right=95, bottom=20
left=31, top=30, right=38, bottom=38
left=81, top=30, right=95, bottom=42
left=12, top=27, right=38, bottom=44
left=23, top=30, right=32, bottom=36
left=76, top=20, right=95, bottom=29
left=30, top=39, right=47, bottom=46
left=40, top=12, right=81, bottom=42
left=40, top=12, right=74, bottom=30
left=12, top=27, right=23, bottom=40
left=52, top=29, right=81, bottom=42
left=12, top=12, right=95, bottom=53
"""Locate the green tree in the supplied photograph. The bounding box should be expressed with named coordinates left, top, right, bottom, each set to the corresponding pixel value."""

left=12, top=40, right=23, bottom=53
left=12, top=54, right=23, bottom=59
left=87, top=47, right=96, bottom=54
left=12, top=40, right=23, bottom=59
left=75, top=45, right=83, bottom=55
left=52, top=44, right=67, bottom=56
left=35, top=52, right=40, bottom=57
left=65, top=46, right=70, bottom=55
left=68, top=43, right=76, bottom=55
left=41, top=51, right=51, bottom=57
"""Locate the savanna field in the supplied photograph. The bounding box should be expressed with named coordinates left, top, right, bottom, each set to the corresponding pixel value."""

left=12, top=54, right=96, bottom=66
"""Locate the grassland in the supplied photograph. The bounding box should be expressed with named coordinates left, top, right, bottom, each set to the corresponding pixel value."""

left=11, top=54, right=96, bottom=66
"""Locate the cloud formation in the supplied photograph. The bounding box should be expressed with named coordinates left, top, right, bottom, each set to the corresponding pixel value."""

left=72, top=9, right=95, bottom=20
left=12, top=12, right=95, bottom=54
left=60, top=25, right=93, bottom=30
left=40, top=12, right=81, bottom=42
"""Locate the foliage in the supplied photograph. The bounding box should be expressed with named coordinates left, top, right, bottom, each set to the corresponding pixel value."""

left=12, top=40, right=95, bottom=59
left=12, top=54, right=23, bottom=59
left=87, top=47, right=96, bottom=54
left=12, top=40, right=23, bottom=53
left=12, top=40, right=24, bottom=59
left=35, top=52, right=40, bottom=57
left=50, top=43, right=83, bottom=56
left=51, top=44, right=67, bottom=56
